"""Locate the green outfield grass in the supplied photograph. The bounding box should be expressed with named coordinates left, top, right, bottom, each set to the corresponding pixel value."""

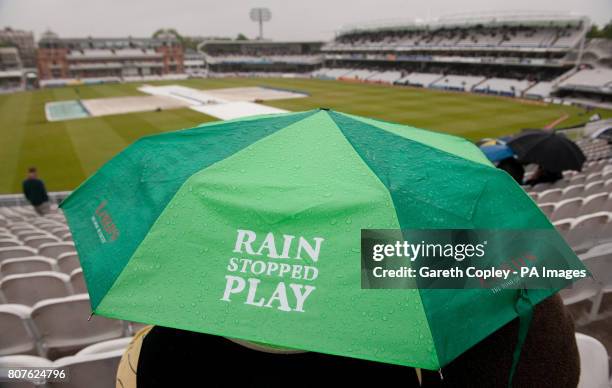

left=0, top=77, right=610, bottom=194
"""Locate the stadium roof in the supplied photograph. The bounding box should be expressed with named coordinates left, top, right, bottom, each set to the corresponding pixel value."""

left=338, top=11, right=589, bottom=35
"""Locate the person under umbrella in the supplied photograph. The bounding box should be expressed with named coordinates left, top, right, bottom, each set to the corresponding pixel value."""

left=479, top=142, right=524, bottom=184
left=507, top=130, right=585, bottom=186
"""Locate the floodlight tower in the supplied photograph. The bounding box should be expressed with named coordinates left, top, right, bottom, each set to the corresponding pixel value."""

left=250, top=8, right=271, bottom=40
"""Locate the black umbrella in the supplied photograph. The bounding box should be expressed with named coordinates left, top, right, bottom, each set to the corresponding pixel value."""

left=507, top=130, right=586, bottom=172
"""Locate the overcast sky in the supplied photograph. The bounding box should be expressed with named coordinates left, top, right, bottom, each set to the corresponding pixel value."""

left=0, top=0, right=610, bottom=41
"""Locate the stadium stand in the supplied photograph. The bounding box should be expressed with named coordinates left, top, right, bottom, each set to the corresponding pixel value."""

left=366, top=70, right=404, bottom=84
left=558, top=68, right=612, bottom=95
left=340, top=68, right=378, bottom=81
left=430, top=75, right=486, bottom=92
left=201, top=41, right=323, bottom=74
left=395, top=72, right=443, bottom=87
left=524, top=81, right=555, bottom=99
left=474, top=78, right=534, bottom=97
left=0, top=134, right=609, bottom=377
left=317, top=12, right=612, bottom=106
left=312, top=68, right=353, bottom=79
left=525, top=139, right=612, bottom=254
left=0, top=204, right=138, bottom=387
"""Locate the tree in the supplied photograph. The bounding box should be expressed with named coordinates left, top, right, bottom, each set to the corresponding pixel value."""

left=587, top=21, right=612, bottom=39
left=236, top=33, right=248, bottom=41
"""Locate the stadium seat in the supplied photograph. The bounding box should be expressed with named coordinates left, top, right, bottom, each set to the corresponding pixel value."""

left=575, top=333, right=610, bottom=388
left=9, top=224, right=35, bottom=233
left=569, top=174, right=586, bottom=184
left=31, top=295, right=125, bottom=359
left=551, top=198, right=583, bottom=221
left=0, top=238, right=22, bottom=248
left=583, top=180, right=605, bottom=196
left=580, top=244, right=612, bottom=319
left=537, top=203, right=555, bottom=217
left=50, top=347, right=125, bottom=388
left=50, top=227, right=69, bottom=238
left=559, top=276, right=601, bottom=307
left=0, top=304, right=39, bottom=356
left=14, top=231, right=52, bottom=242
left=0, top=271, right=71, bottom=306
left=580, top=193, right=610, bottom=215
left=23, top=235, right=60, bottom=249
left=0, top=246, right=38, bottom=263
left=127, top=321, right=149, bottom=335
left=38, top=242, right=76, bottom=259
left=586, top=172, right=603, bottom=182
left=531, top=182, right=552, bottom=192
left=565, top=213, right=611, bottom=253
left=553, top=218, right=573, bottom=238
left=562, top=184, right=585, bottom=198
left=56, top=252, right=80, bottom=274
left=0, top=257, right=57, bottom=277
left=538, top=188, right=563, bottom=203
left=70, top=269, right=87, bottom=294
left=0, top=355, right=53, bottom=387
left=77, top=337, right=132, bottom=355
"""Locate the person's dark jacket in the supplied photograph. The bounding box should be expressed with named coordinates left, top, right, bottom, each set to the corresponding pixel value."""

left=136, top=294, right=579, bottom=388
left=22, top=178, right=49, bottom=206
left=497, top=158, right=525, bottom=184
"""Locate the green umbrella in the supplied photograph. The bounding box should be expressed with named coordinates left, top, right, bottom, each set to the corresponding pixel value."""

left=61, top=109, right=583, bottom=371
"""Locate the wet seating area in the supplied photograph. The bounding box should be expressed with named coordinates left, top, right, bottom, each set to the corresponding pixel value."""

left=0, top=206, right=144, bottom=388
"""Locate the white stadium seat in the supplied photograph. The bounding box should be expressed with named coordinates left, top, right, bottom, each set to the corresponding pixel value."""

left=70, top=268, right=87, bottom=294
left=50, top=227, right=69, bottom=238
left=23, top=235, right=60, bottom=249
left=583, top=180, right=606, bottom=197
left=537, top=203, right=555, bottom=217
left=0, top=257, right=58, bottom=277
left=559, top=276, right=601, bottom=307
left=538, top=188, right=563, bottom=203
left=0, top=246, right=38, bottom=262
left=562, top=184, right=585, bottom=198
left=551, top=198, right=583, bottom=221
left=580, top=193, right=611, bottom=215
left=38, top=242, right=76, bottom=259
left=77, top=337, right=132, bottom=356
left=531, top=182, right=552, bottom=192
left=0, top=304, right=39, bottom=356
left=565, top=212, right=611, bottom=253
left=15, top=231, right=52, bottom=242
left=57, top=252, right=80, bottom=274
left=0, top=271, right=71, bottom=306
left=580, top=245, right=612, bottom=320
left=0, top=355, right=53, bottom=387
left=50, top=348, right=125, bottom=388
left=575, top=333, right=610, bottom=388
left=9, top=225, right=36, bottom=233
left=31, top=294, right=125, bottom=359
left=0, top=239, right=22, bottom=248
